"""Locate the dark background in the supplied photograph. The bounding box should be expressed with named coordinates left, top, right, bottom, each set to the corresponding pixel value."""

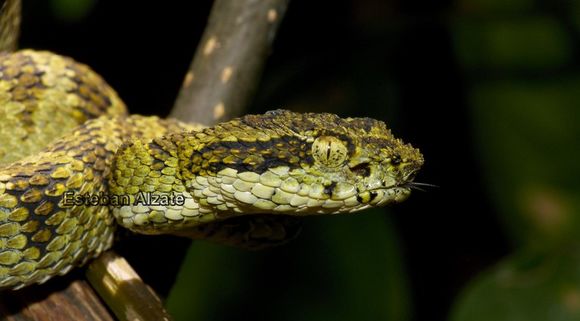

left=20, top=0, right=579, bottom=320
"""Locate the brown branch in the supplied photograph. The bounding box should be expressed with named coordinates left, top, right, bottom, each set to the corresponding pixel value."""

left=171, top=0, right=289, bottom=125
left=0, top=273, right=114, bottom=321
left=0, top=0, right=20, bottom=52
left=85, top=252, right=172, bottom=321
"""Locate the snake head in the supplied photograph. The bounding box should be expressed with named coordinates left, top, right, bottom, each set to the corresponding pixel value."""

left=108, top=111, right=423, bottom=244
left=316, top=124, right=423, bottom=209
left=180, top=109, right=424, bottom=214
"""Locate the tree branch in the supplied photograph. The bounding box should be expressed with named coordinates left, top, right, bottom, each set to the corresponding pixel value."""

left=171, top=0, right=289, bottom=125
left=0, top=273, right=114, bottom=321
left=85, top=252, right=172, bottom=321
left=0, top=0, right=20, bottom=52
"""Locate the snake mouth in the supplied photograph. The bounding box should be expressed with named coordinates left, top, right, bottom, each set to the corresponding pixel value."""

left=363, top=168, right=429, bottom=204
left=348, top=169, right=419, bottom=208
left=366, top=186, right=411, bottom=207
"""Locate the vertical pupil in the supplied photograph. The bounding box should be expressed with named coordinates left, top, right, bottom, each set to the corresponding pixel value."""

left=326, top=142, right=332, bottom=160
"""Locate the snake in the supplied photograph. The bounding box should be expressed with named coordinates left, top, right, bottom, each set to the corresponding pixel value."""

left=0, top=0, right=424, bottom=290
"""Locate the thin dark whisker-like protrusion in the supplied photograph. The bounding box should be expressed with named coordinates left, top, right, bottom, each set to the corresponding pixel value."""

left=410, top=182, right=439, bottom=188
left=399, top=181, right=438, bottom=192
left=409, top=185, right=427, bottom=192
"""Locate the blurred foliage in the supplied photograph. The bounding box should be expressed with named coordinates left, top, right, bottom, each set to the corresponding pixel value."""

left=167, top=211, right=410, bottom=321
left=451, top=0, right=580, bottom=319
left=456, top=0, right=536, bottom=15
left=453, top=17, right=572, bottom=72
left=470, top=80, right=580, bottom=247
left=50, top=0, right=96, bottom=22
left=452, top=248, right=580, bottom=321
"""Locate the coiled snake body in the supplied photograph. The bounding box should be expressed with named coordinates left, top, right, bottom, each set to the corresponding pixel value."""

left=0, top=3, right=423, bottom=291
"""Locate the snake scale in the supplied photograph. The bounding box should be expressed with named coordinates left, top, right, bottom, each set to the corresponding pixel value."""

left=0, top=0, right=423, bottom=290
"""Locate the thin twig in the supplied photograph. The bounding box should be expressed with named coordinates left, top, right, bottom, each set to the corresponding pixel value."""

left=171, top=0, right=289, bottom=125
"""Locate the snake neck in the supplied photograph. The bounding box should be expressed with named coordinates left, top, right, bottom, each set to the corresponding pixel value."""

left=109, top=130, right=306, bottom=249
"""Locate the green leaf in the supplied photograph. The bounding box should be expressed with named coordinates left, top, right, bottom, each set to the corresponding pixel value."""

left=451, top=248, right=580, bottom=321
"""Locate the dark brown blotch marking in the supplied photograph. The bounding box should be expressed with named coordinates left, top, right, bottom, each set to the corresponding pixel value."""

left=350, top=162, right=370, bottom=177
left=323, top=181, right=337, bottom=196
left=192, top=137, right=313, bottom=175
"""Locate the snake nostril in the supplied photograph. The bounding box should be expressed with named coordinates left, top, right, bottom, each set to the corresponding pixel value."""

left=350, top=162, right=370, bottom=177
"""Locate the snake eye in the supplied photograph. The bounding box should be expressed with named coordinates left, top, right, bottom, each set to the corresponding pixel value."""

left=312, top=136, right=348, bottom=167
